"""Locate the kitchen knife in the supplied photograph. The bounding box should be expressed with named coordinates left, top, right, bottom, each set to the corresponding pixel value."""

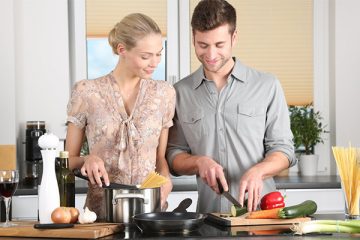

left=34, top=223, right=74, bottom=229
left=217, top=178, right=242, bottom=208
left=73, top=168, right=140, bottom=189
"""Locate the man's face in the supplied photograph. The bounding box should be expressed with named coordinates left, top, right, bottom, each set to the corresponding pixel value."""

left=193, top=24, right=236, bottom=74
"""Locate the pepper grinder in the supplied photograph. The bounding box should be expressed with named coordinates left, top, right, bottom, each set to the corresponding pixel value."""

left=38, top=133, right=60, bottom=223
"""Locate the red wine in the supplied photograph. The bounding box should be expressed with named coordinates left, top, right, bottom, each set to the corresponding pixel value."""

left=0, top=182, right=19, bottom=198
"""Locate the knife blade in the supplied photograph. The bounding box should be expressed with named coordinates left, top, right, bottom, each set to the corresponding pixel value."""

left=217, top=178, right=242, bottom=208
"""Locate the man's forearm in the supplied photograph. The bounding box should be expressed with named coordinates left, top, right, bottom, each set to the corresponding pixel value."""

left=253, top=152, right=290, bottom=179
left=172, top=152, right=201, bottom=175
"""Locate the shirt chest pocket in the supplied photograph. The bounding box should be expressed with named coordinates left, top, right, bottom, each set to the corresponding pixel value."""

left=237, top=105, right=266, bottom=138
left=181, top=110, right=205, bottom=147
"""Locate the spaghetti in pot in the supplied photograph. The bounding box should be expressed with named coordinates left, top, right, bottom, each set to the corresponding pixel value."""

left=140, top=171, right=168, bottom=189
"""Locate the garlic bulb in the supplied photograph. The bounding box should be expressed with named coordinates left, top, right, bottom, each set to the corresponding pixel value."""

left=38, top=133, right=59, bottom=149
left=78, top=207, right=97, bottom=224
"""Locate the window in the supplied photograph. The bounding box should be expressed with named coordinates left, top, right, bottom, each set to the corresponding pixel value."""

left=85, top=0, right=167, bottom=80
left=86, top=38, right=166, bottom=80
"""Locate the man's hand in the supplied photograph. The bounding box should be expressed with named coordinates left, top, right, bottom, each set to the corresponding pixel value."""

left=238, top=166, right=264, bottom=212
left=196, top=156, right=228, bottom=193
left=238, top=152, right=290, bottom=211
left=81, top=155, right=109, bottom=187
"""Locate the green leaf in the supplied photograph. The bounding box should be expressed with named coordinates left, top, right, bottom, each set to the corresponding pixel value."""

left=289, top=103, right=327, bottom=155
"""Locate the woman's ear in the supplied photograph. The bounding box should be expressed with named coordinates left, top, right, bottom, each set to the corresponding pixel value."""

left=116, top=43, right=126, bottom=56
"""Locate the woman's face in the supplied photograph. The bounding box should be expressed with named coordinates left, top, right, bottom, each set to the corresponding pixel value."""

left=122, top=33, right=163, bottom=79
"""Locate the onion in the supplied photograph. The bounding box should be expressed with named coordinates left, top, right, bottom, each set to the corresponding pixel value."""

left=69, top=207, right=79, bottom=223
left=51, top=207, right=71, bottom=224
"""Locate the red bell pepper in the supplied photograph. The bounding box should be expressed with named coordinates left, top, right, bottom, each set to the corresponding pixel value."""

left=260, top=191, right=285, bottom=210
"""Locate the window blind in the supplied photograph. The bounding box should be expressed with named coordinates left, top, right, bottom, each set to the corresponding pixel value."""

left=86, top=0, right=167, bottom=37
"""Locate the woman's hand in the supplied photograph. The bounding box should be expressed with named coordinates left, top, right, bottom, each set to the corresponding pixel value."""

left=160, top=177, right=173, bottom=210
left=81, top=155, right=109, bottom=187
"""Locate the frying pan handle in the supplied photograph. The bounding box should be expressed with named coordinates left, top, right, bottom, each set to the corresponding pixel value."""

left=73, top=168, right=88, bottom=181
left=112, top=193, right=148, bottom=205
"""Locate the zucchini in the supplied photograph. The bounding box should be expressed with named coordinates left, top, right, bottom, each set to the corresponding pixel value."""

left=231, top=205, right=247, bottom=217
left=278, top=200, right=317, bottom=219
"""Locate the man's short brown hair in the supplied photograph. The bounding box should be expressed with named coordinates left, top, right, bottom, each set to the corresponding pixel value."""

left=191, top=0, right=236, bottom=35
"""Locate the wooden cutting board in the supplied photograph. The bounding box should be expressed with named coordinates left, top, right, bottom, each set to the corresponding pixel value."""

left=207, top=212, right=311, bottom=226
left=0, top=221, right=124, bottom=239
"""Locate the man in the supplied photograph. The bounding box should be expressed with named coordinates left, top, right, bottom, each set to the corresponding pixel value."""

left=166, top=0, right=296, bottom=214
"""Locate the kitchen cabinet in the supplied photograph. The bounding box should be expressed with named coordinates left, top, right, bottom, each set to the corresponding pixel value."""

left=12, top=195, right=38, bottom=220
left=280, top=188, right=345, bottom=214
left=12, top=194, right=87, bottom=220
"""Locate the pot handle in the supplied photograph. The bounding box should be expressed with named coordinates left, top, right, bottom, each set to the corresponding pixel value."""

left=112, top=193, right=148, bottom=205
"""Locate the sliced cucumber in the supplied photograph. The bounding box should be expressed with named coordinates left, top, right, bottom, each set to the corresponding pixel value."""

left=231, top=205, right=247, bottom=217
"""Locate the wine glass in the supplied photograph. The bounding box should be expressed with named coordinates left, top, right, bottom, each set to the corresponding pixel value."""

left=0, top=170, right=19, bottom=227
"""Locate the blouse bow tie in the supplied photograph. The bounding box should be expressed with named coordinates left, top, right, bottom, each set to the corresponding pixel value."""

left=119, top=118, right=140, bottom=152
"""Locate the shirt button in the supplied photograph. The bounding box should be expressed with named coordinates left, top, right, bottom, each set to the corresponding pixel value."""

left=219, top=128, right=223, bottom=131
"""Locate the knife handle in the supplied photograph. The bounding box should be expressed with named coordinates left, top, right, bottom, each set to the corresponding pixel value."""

left=34, top=223, right=74, bottom=229
left=216, top=178, right=225, bottom=194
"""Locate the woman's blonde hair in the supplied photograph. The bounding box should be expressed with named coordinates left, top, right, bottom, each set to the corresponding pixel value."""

left=108, top=13, right=162, bottom=54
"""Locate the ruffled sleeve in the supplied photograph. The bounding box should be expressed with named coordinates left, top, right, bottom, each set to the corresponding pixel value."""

left=161, top=82, right=176, bottom=129
left=67, top=80, right=89, bottom=129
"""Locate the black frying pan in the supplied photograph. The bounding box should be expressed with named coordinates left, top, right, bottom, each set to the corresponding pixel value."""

left=133, top=198, right=206, bottom=233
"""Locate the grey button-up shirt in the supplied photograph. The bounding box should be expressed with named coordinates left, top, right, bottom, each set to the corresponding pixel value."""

left=166, top=59, right=296, bottom=213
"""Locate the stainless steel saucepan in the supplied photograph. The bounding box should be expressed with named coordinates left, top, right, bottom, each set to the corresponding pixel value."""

left=73, top=169, right=161, bottom=224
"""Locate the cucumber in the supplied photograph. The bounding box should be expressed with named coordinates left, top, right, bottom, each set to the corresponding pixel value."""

left=231, top=205, right=247, bottom=217
left=278, top=200, right=317, bottom=219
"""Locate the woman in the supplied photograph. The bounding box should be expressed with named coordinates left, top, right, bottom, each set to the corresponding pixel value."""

left=65, top=13, right=175, bottom=220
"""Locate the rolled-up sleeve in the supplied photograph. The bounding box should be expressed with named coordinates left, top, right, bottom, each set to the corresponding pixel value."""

left=166, top=108, right=192, bottom=172
left=264, top=79, right=296, bottom=167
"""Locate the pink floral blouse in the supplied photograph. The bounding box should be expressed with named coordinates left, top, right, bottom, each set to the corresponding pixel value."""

left=67, top=73, right=175, bottom=219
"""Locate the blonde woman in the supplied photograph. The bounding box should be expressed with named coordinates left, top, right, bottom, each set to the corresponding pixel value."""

left=65, top=13, right=175, bottom=220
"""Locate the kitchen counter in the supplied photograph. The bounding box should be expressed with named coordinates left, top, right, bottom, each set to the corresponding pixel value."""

left=14, top=175, right=341, bottom=196
left=116, top=213, right=358, bottom=239
left=1, top=214, right=358, bottom=239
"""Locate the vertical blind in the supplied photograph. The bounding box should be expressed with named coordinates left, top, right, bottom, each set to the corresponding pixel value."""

left=190, top=0, right=313, bottom=106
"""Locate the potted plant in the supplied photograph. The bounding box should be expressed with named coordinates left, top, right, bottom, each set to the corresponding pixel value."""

left=289, top=103, right=327, bottom=176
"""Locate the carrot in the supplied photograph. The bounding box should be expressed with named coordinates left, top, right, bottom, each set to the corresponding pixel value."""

left=246, top=207, right=282, bottom=219
left=250, top=229, right=283, bottom=235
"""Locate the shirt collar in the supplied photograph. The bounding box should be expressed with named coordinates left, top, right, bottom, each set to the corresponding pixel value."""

left=192, top=57, right=248, bottom=89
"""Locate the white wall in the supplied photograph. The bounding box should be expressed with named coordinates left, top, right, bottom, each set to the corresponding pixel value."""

left=0, top=0, right=16, bottom=145
left=0, top=0, right=71, bottom=174
left=333, top=0, right=360, bottom=147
